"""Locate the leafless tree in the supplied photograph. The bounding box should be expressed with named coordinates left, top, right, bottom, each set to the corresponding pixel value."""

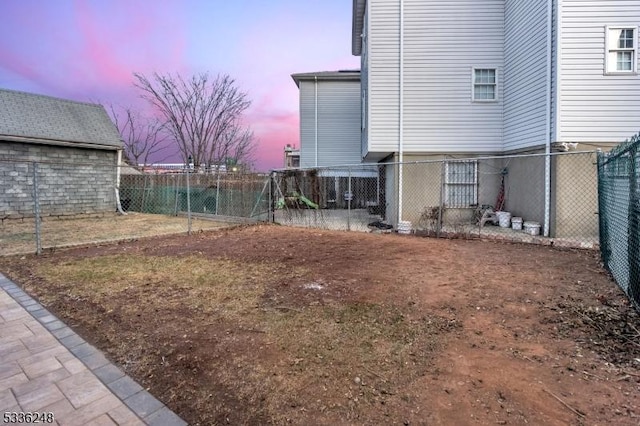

left=133, top=72, right=255, bottom=170
left=109, top=105, right=170, bottom=167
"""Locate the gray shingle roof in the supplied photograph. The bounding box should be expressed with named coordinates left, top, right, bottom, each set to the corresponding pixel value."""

left=0, top=89, right=123, bottom=149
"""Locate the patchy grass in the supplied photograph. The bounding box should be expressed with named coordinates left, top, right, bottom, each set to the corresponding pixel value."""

left=0, top=213, right=231, bottom=256
left=1, top=225, right=638, bottom=425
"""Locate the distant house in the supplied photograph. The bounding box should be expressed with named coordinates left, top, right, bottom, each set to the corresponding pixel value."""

left=283, top=144, right=300, bottom=169
left=348, top=0, right=640, bottom=236
left=0, top=89, right=124, bottom=219
left=291, top=70, right=379, bottom=209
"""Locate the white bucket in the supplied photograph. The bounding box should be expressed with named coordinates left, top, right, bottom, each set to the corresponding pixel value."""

left=511, top=217, right=523, bottom=231
left=523, top=221, right=540, bottom=236
left=397, top=220, right=412, bottom=234
left=496, top=211, right=512, bottom=228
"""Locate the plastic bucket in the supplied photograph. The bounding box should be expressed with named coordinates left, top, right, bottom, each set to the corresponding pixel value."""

left=397, top=220, right=412, bottom=234
left=523, top=221, right=540, bottom=235
left=511, top=217, right=523, bottom=231
left=496, top=211, right=512, bottom=228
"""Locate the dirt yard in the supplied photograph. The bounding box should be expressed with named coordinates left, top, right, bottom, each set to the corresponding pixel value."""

left=0, top=225, right=638, bottom=425
left=0, top=212, right=232, bottom=256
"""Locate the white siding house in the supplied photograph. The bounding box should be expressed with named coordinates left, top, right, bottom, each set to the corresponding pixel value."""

left=353, top=0, right=640, bottom=157
left=291, top=71, right=362, bottom=168
left=348, top=0, right=640, bottom=231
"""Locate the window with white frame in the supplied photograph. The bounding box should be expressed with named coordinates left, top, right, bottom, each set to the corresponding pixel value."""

left=472, top=68, right=497, bottom=101
left=445, top=160, right=478, bottom=207
left=606, top=27, right=637, bottom=74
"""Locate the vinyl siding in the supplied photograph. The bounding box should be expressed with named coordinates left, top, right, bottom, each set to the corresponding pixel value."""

left=559, top=0, right=640, bottom=142
left=402, top=0, right=504, bottom=152
left=367, top=0, right=504, bottom=156
left=504, top=0, right=549, bottom=151
left=299, top=80, right=362, bottom=168
left=361, top=7, right=369, bottom=158
left=368, top=0, right=400, bottom=154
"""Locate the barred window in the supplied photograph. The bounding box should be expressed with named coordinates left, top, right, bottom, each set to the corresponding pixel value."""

left=445, top=160, right=478, bottom=207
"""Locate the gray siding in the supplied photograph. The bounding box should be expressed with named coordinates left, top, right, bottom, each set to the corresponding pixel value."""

left=504, top=0, right=549, bottom=151
left=0, top=142, right=118, bottom=218
left=299, top=80, right=362, bottom=168
left=368, top=0, right=400, bottom=154
left=559, top=0, right=640, bottom=143
left=367, top=0, right=504, bottom=157
left=361, top=7, right=369, bottom=158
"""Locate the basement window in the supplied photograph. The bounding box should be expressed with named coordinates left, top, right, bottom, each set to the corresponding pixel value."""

left=445, top=160, right=478, bottom=208
left=606, top=27, right=637, bottom=74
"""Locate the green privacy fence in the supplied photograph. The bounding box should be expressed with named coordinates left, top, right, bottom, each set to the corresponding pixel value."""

left=119, top=172, right=270, bottom=219
left=597, top=133, right=640, bottom=310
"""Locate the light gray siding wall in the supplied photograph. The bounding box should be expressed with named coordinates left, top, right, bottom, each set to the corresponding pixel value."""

left=504, top=0, right=549, bottom=151
left=368, top=0, right=400, bottom=154
left=402, top=0, right=504, bottom=152
left=559, top=0, right=640, bottom=142
left=299, top=81, right=316, bottom=168
left=361, top=7, right=369, bottom=158
left=299, top=80, right=362, bottom=168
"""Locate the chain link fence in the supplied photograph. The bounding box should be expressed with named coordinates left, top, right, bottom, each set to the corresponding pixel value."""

left=270, top=151, right=600, bottom=248
left=1, top=159, right=270, bottom=256
left=598, top=134, right=640, bottom=310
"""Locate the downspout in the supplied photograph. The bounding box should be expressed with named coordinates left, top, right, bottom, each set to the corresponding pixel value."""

left=397, top=0, right=404, bottom=225
left=315, top=76, right=318, bottom=167
left=115, top=149, right=126, bottom=215
left=543, top=0, right=553, bottom=237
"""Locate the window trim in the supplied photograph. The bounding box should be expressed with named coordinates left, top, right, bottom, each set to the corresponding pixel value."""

left=471, top=67, right=498, bottom=103
left=605, top=26, right=638, bottom=75
left=444, top=160, right=478, bottom=208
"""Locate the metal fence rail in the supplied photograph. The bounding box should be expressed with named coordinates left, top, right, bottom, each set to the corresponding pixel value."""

left=270, top=151, right=600, bottom=248
left=598, top=134, right=640, bottom=310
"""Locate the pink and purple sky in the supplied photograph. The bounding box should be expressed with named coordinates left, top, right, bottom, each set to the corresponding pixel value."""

left=0, top=0, right=358, bottom=171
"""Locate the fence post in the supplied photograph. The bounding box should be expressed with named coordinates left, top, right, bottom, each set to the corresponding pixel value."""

left=628, top=144, right=639, bottom=304
left=215, top=169, right=221, bottom=215
left=32, top=162, right=42, bottom=255
left=437, top=160, right=445, bottom=238
left=186, top=166, right=192, bottom=235
left=347, top=167, right=352, bottom=231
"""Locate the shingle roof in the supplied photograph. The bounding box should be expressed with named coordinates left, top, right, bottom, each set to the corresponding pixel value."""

left=0, top=89, right=123, bottom=149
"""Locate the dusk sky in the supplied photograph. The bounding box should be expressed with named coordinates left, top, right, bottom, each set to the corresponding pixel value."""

left=0, top=0, right=359, bottom=171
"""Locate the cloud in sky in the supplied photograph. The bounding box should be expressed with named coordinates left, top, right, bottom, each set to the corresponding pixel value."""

left=0, top=0, right=359, bottom=171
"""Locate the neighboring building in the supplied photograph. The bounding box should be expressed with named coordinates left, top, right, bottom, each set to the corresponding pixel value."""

left=0, top=89, right=124, bottom=219
left=291, top=70, right=362, bottom=168
left=283, top=144, right=300, bottom=168
left=350, top=0, right=640, bottom=235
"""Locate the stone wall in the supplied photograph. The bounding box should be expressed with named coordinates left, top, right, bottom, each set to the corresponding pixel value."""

left=0, top=141, right=118, bottom=219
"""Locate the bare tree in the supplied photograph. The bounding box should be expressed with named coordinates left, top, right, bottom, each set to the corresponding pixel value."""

left=133, top=72, right=255, bottom=169
left=110, top=105, right=170, bottom=167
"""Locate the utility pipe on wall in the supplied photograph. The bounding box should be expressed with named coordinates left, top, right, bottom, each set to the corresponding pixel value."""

left=315, top=76, right=318, bottom=167
left=544, top=0, right=553, bottom=237
left=397, top=0, right=404, bottom=225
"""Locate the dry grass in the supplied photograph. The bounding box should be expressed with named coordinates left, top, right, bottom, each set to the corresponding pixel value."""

left=0, top=213, right=231, bottom=256
left=25, top=251, right=456, bottom=424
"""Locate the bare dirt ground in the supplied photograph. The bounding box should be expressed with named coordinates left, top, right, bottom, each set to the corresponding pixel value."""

left=0, top=212, right=232, bottom=256
left=0, top=225, right=638, bottom=425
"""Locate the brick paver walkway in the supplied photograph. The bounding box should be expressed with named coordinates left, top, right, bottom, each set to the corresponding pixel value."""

left=0, top=274, right=186, bottom=425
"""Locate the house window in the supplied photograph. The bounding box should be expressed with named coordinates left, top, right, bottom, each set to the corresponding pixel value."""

left=445, top=160, right=478, bottom=207
left=606, top=27, right=637, bottom=74
left=472, top=68, right=497, bottom=101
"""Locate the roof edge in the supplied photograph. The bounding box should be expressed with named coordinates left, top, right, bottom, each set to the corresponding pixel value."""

left=291, top=70, right=361, bottom=87
left=0, top=135, right=122, bottom=151
left=352, top=0, right=366, bottom=56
